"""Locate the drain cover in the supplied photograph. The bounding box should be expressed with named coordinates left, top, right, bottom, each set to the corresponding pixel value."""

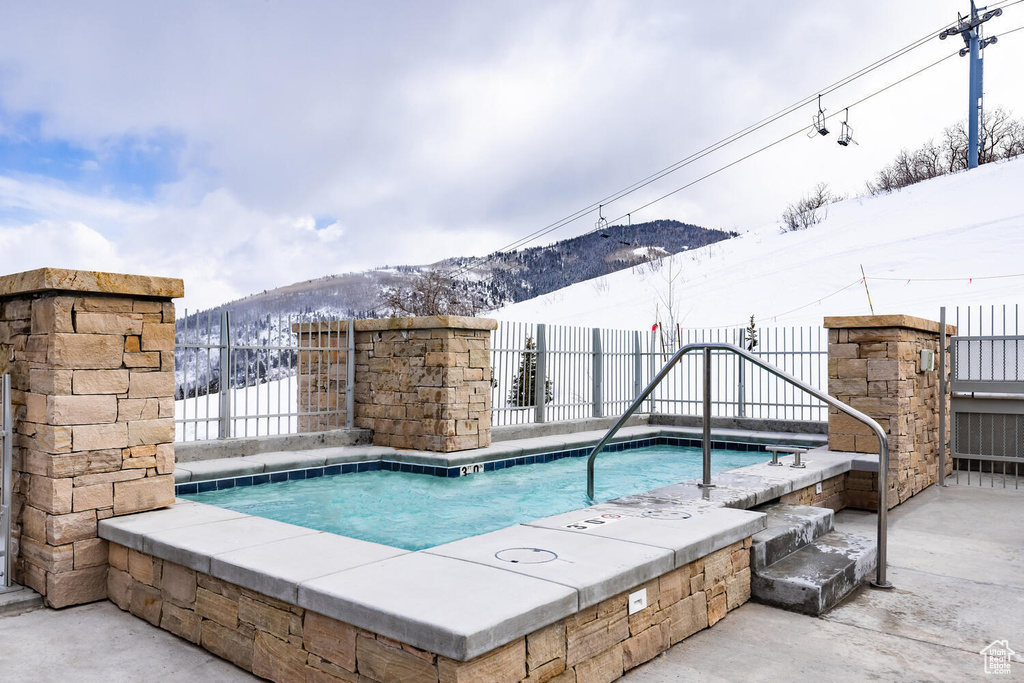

left=495, top=547, right=558, bottom=564
left=641, top=509, right=692, bottom=520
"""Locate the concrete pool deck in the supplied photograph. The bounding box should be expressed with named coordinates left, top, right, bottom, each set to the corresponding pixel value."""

left=90, top=428, right=855, bottom=662
left=2, top=483, right=1020, bottom=682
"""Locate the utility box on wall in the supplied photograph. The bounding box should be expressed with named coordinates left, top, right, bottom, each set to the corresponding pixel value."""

left=919, top=349, right=936, bottom=373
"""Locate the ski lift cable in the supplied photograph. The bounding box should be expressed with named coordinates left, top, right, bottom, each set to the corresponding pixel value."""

left=461, top=45, right=971, bottom=295
left=461, top=45, right=972, bottom=295
left=454, top=27, right=941, bottom=265
left=459, top=10, right=1024, bottom=277
left=444, top=17, right=964, bottom=279
left=602, top=49, right=962, bottom=226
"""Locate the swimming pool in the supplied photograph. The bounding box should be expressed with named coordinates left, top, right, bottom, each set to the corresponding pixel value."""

left=182, top=444, right=768, bottom=549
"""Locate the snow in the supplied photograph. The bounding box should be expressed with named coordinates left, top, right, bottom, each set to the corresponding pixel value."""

left=493, top=156, right=1024, bottom=330
left=175, top=376, right=300, bottom=442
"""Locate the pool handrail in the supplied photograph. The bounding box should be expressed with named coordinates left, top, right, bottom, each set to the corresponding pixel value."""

left=585, top=341, right=893, bottom=589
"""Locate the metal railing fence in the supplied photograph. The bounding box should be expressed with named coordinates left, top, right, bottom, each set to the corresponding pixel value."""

left=1, top=374, right=14, bottom=591
left=175, top=314, right=829, bottom=443
left=175, top=310, right=348, bottom=442
left=947, top=304, right=1024, bottom=488
left=490, top=321, right=828, bottom=427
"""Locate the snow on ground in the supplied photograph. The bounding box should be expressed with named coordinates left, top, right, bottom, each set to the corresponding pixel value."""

left=494, top=156, right=1024, bottom=330
left=175, top=376, right=300, bottom=442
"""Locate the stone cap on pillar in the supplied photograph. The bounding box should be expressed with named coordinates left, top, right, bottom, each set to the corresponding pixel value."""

left=292, top=316, right=498, bottom=334
left=824, top=314, right=956, bottom=336
left=0, top=267, right=184, bottom=299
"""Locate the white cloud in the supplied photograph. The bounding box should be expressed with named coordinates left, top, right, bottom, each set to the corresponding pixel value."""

left=0, top=1, right=1021, bottom=314
left=0, top=219, right=124, bottom=274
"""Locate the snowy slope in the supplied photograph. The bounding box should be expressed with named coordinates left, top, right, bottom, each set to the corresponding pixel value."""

left=494, top=156, right=1024, bottom=330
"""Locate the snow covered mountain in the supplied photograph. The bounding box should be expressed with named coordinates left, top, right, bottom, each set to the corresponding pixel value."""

left=494, top=155, right=1024, bottom=331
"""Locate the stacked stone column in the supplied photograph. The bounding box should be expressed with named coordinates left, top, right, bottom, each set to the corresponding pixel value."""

left=297, top=316, right=495, bottom=453
left=0, top=268, right=181, bottom=607
left=825, top=315, right=954, bottom=508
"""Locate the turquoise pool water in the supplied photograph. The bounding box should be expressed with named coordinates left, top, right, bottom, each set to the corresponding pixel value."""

left=182, top=445, right=765, bottom=550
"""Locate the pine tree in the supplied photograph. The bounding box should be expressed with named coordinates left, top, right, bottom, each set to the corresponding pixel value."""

left=745, top=315, right=758, bottom=351
left=507, top=336, right=553, bottom=407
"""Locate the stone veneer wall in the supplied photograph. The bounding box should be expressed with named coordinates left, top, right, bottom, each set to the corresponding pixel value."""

left=773, top=471, right=877, bottom=513
left=825, top=315, right=953, bottom=508
left=106, top=538, right=752, bottom=683
left=0, top=268, right=182, bottom=607
left=297, top=317, right=496, bottom=453
left=778, top=473, right=846, bottom=510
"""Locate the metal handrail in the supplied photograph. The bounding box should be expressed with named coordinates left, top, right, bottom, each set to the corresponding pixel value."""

left=585, top=342, right=893, bottom=589
left=1, top=374, right=13, bottom=591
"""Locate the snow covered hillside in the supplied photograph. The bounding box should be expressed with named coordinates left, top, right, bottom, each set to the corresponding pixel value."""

left=494, top=156, right=1024, bottom=330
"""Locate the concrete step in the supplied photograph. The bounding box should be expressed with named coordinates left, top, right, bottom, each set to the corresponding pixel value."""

left=750, top=530, right=877, bottom=616
left=750, top=504, right=834, bottom=572
left=0, top=584, right=44, bottom=617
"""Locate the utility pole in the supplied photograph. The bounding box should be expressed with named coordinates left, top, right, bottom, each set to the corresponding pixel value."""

left=940, top=1, right=1002, bottom=169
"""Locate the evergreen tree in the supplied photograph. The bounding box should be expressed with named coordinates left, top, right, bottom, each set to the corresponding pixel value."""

left=745, top=315, right=758, bottom=351
left=507, top=336, right=553, bottom=407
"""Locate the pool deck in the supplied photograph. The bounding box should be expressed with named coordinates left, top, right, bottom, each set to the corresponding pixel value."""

left=92, top=426, right=863, bottom=662
left=3, top=482, right=1020, bottom=682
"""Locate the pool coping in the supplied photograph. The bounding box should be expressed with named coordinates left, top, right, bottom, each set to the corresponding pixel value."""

left=99, top=431, right=873, bottom=662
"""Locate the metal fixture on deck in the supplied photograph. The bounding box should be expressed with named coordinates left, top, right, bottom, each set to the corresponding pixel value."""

left=584, top=342, right=893, bottom=590
left=767, top=446, right=806, bottom=467
left=790, top=449, right=807, bottom=469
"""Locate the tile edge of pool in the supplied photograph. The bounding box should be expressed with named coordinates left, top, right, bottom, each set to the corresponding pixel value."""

left=172, top=425, right=825, bottom=495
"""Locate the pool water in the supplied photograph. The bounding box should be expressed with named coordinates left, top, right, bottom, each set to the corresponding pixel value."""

left=182, top=445, right=766, bottom=550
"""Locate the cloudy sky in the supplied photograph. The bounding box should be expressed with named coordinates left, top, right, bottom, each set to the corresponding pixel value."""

left=1, top=1, right=1022, bottom=312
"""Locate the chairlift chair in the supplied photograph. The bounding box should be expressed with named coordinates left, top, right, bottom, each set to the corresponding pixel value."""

left=837, top=108, right=857, bottom=147
left=596, top=204, right=609, bottom=237
left=807, top=94, right=829, bottom=138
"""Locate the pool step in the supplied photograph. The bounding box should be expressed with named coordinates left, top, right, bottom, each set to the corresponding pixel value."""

left=750, top=530, right=877, bottom=616
left=749, top=504, right=835, bottom=572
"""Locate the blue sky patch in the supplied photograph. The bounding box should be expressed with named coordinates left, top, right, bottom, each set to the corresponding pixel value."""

left=313, top=215, right=336, bottom=230
left=0, top=110, right=185, bottom=201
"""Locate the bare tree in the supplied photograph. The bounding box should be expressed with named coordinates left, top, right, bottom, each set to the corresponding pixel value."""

left=654, top=257, right=685, bottom=350
left=871, top=107, right=1024, bottom=194
left=780, top=182, right=837, bottom=232
left=378, top=268, right=484, bottom=317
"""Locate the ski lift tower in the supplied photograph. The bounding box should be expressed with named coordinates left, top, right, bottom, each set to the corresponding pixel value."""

left=940, top=1, right=1002, bottom=169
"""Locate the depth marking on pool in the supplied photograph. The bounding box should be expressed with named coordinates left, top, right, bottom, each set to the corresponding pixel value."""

left=562, top=513, right=625, bottom=531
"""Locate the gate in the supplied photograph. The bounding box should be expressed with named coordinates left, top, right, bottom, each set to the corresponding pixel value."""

left=946, top=306, right=1024, bottom=488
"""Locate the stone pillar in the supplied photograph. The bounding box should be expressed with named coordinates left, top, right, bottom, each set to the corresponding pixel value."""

left=0, top=268, right=182, bottom=607
left=297, top=316, right=495, bottom=453
left=824, top=315, right=954, bottom=508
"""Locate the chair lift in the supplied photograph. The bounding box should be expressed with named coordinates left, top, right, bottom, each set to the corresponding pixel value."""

left=808, top=94, right=829, bottom=138
left=597, top=205, right=609, bottom=238
left=617, top=213, right=635, bottom=246
left=837, top=108, right=857, bottom=147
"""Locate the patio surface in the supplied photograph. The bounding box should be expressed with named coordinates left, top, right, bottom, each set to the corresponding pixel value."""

left=625, top=481, right=1024, bottom=682
left=1, top=482, right=1020, bottom=682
